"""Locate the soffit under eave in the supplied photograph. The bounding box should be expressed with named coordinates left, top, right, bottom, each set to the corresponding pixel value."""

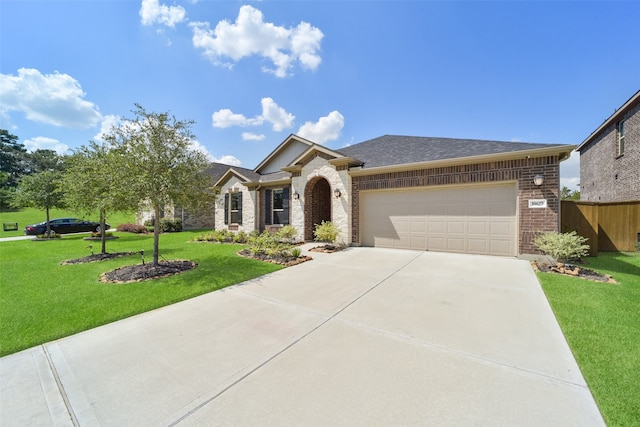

left=283, top=145, right=357, bottom=171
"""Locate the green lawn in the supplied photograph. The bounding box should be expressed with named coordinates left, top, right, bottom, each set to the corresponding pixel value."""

left=0, top=207, right=136, bottom=237
left=0, top=231, right=282, bottom=356
left=538, top=252, right=640, bottom=427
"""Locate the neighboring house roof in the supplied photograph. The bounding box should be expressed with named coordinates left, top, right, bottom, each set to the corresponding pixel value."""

left=576, top=89, right=640, bottom=152
left=211, top=163, right=261, bottom=188
left=206, top=162, right=235, bottom=182
left=338, top=135, right=573, bottom=170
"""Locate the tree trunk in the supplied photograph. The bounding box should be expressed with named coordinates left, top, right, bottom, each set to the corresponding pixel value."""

left=45, top=207, right=51, bottom=236
left=153, top=205, right=161, bottom=265
left=100, top=209, right=107, bottom=254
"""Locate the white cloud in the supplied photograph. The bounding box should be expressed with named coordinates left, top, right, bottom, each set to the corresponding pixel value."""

left=212, top=97, right=294, bottom=131
left=212, top=109, right=261, bottom=128
left=0, top=68, right=102, bottom=128
left=189, top=140, right=242, bottom=167
left=93, top=115, right=122, bottom=141
left=242, top=132, right=265, bottom=141
left=139, top=0, right=186, bottom=27
left=560, top=150, right=580, bottom=192
left=260, top=98, right=294, bottom=131
left=212, top=155, right=242, bottom=166
left=297, top=111, right=344, bottom=144
left=190, top=5, right=323, bottom=77
left=23, top=137, right=70, bottom=155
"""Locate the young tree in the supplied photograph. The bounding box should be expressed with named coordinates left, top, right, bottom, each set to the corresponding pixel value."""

left=63, top=142, right=137, bottom=253
left=105, top=105, right=212, bottom=265
left=11, top=170, right=65, bottom=235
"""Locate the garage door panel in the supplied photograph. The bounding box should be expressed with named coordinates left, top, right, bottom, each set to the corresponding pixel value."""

left=428, top=220, right=446, bottom=233
left=447, top=220, right=466, bottom=234
left=360, top=183, right=517, bottom=256
left=468, top=239, right=488, bottom=253
left=467, top=220, right=487, bottom=235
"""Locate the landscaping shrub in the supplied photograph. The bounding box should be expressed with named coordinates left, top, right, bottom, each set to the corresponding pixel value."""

left=248, top=231, right=281, bottom=255
left=533, top=231, right=590, bottom=262
left=233, top=230, right=249, bottom=244
left=314, top=220, right=339, bottom=244
left=143, top=218, right=183, bottom=232
left=290, top=247, right=302, bottom=258
left=117, top=223, right=147, bottom=234
left=276, top=225, right=299, bottom=243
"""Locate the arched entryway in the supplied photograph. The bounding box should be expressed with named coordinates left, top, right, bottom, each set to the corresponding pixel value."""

left=304, top=177, right=332, bottom=241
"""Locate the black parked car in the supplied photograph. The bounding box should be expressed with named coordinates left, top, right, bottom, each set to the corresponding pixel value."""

left=24, top=218, right=109, bottom=236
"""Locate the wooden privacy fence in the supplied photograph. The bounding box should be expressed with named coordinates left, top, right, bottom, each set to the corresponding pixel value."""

left=561, top=200, right=640, bottom=256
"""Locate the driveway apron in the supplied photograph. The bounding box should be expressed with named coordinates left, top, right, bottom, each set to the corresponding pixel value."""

left=0, top=248, right=604, bottom=426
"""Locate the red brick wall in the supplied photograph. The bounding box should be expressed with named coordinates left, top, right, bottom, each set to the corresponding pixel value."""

left=351, top=156, right=561, bottom=255
left=580, top=101, right=640, bottom=202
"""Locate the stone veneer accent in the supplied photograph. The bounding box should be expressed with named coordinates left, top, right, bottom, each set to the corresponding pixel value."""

left=291, top=154, right=351, bottom=244
left=214, top=176, right=256, bottom=232
left=350, top=156, right=560, bottom=255
left=580, top=101, right=640, bottom=202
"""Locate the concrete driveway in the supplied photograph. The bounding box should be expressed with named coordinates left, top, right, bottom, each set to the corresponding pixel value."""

left=1, top=247, right=604, bottom=426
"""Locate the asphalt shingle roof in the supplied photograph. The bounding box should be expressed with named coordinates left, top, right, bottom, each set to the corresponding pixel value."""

left=338, top=135, right=569, bottom=169
left=207, top=162, right=261, bottom=183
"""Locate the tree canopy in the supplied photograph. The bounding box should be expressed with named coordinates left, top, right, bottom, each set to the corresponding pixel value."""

left=104, top=105, right=213, bottom=264
left=64, top=141, right=137, bottom=253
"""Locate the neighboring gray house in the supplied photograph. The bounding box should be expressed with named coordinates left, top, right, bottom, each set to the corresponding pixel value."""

left=213, top=134, right=574, bottom=256
left=576, top=89, right=640, bottom=202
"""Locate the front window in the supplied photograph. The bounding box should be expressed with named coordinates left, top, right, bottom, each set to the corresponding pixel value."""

left=617, top=119, right=625, bottom=157
left=230, top=192, right=242, bottom=224
left=265, top=187, right=289, bottom=225
left=272, top=188, right=285, bottom=224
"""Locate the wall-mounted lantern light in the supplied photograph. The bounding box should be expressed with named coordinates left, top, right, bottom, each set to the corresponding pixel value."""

left=292, top=192, right=300, bottom=200
left=334, top=188, right=342, bottom=198
left=533, top=174, right=544, bottom=186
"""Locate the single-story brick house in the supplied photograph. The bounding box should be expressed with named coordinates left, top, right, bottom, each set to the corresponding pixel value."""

left=576, top=89, right=640, bottom=202
left=213, top=134, right=574, bottom=256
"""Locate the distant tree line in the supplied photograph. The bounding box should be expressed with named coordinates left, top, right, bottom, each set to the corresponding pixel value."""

left=0, top=129, right=67, bottom=208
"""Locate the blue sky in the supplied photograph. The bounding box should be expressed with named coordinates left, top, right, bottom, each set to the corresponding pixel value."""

left=1, top=1, right=639, bottom=191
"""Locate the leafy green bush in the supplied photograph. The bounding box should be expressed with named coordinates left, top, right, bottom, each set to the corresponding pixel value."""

left=233, top=230, right=249, bottom=244
left=194, top=229, right=234, bottom=243
left=276, top=225, right=299, bottom=242
left=116, top=223, right=147, bottom=234
left=314, top=221, right=339, bottom=244
left=143, top=218, right=183, bottom=232
left=290, top=247, right=302, bottom=258
left=533, top=231, right=590, bottom=262
left=248, top=231, right=280, bottom=254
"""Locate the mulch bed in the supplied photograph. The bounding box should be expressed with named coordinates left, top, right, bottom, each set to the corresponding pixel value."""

left=308, top=244, right=344, bottom=253
left=237, top=249, right=312, bottom=267
left=61, top=252, right=140, bottom=265
left=99, top=260, right=196, bottom=284
left=532, top=262, right=616, bottom=284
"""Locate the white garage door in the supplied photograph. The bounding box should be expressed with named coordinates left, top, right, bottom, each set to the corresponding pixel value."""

left=360, top=183, right=517, bottom=256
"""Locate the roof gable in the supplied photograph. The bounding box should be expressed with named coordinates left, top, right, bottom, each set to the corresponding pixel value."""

left=254, top=134, right=315, bottom=174
left=213, top=165, right=261, bottom=188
